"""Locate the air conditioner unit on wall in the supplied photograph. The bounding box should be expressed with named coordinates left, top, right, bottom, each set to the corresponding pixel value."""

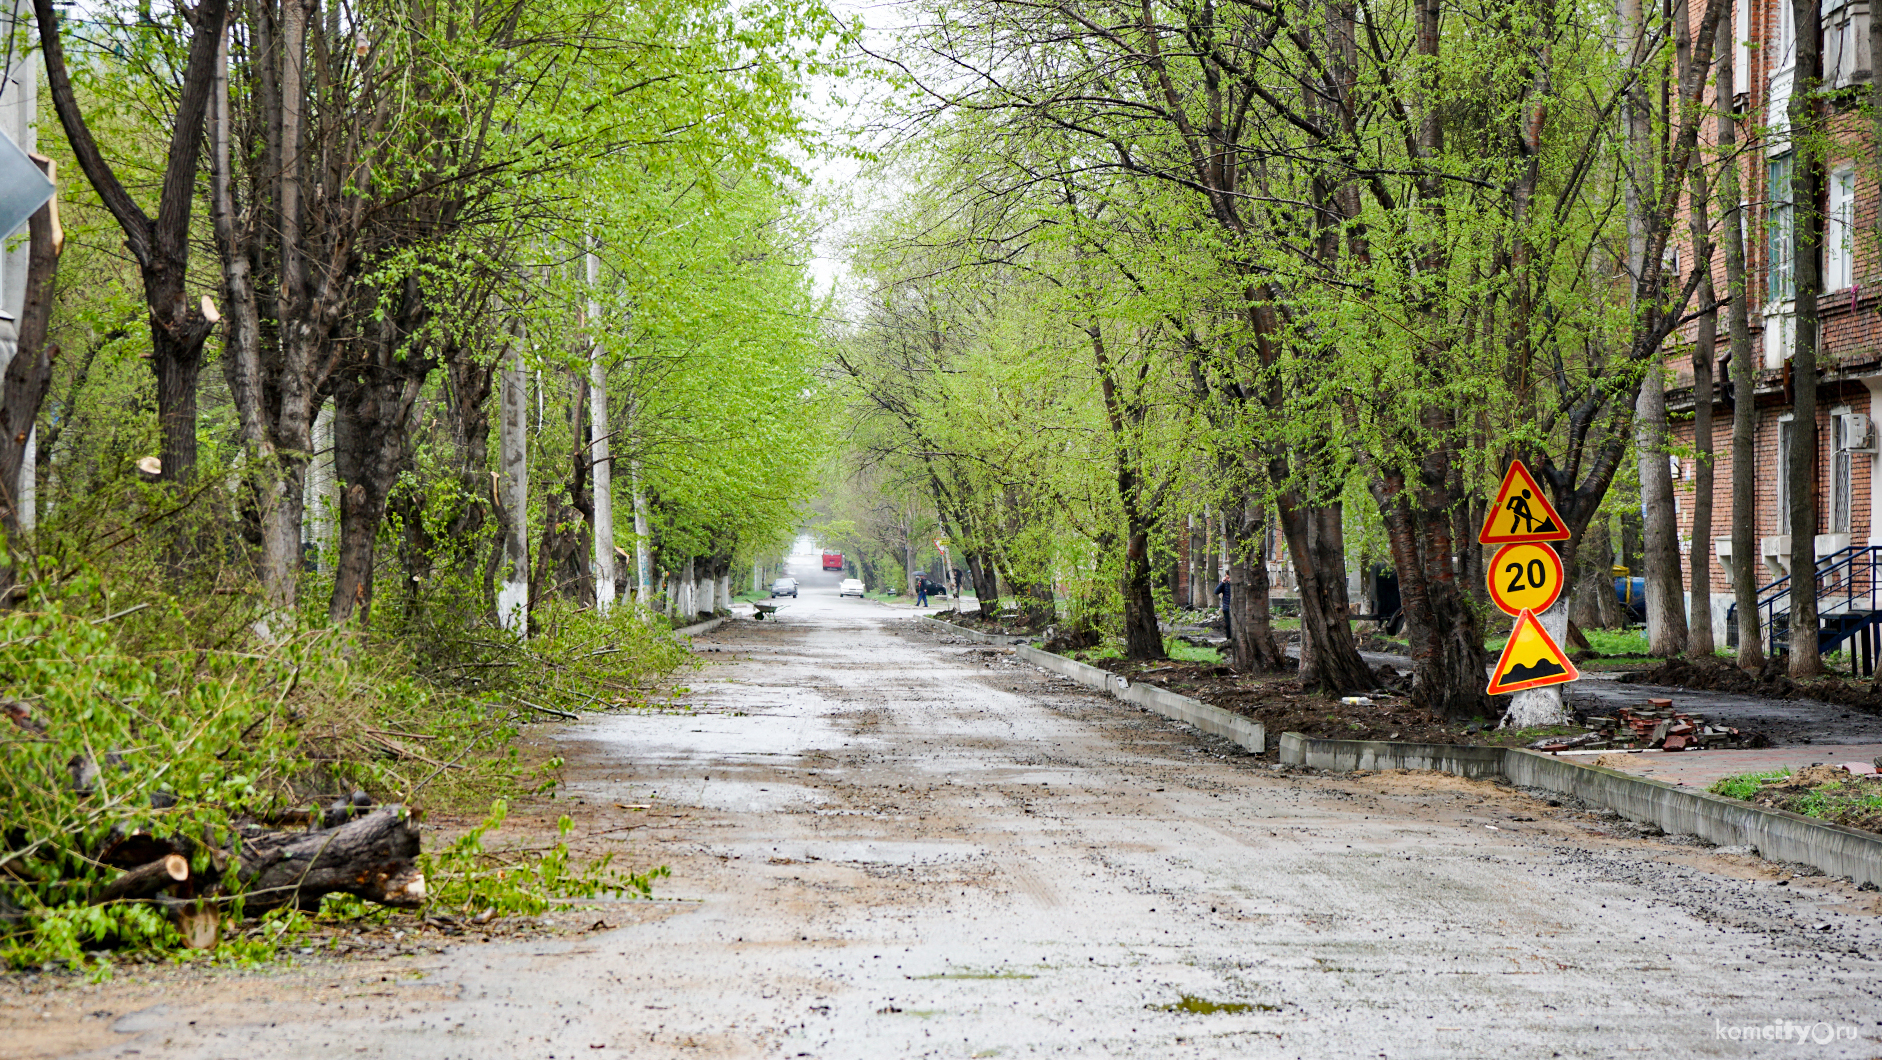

left=1841, top=413, right=1876, bottom=452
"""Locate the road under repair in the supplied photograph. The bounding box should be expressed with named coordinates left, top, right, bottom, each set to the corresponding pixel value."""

left=18, top=560, right=1882, bottom=1059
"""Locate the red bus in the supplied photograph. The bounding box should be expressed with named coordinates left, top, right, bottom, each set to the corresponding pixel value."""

left=822, top=551, right=844, bottom=571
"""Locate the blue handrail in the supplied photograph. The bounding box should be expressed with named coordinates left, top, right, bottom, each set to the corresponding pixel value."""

left=1726, top=545, right=1882, bottom=657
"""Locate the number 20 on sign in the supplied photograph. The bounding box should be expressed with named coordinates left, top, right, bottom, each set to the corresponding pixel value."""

left=1487, top=541, right=1564, bottom=617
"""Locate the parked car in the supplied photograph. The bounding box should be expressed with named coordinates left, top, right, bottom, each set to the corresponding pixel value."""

left=770, top=577, right=798, bottom=598
left=839, top=578, right=865, bottom=598
left=915, top=573, right=948, bottom=597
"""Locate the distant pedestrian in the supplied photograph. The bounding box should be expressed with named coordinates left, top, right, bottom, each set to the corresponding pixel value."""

left=1215, top=576, right=1232, bottom=640
left=916, top=576, right=929, bottom=607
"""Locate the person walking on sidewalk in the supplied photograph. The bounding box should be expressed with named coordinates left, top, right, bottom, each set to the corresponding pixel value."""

left=916, top=575, right=930, bottom=607
left=1216, top=576, right=1232, bottom=641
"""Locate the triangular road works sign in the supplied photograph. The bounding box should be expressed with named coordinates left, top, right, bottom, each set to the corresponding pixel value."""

left=1479, top=459, right=1571, bottom=544
left=1486, top=608, right=1580, bottom=696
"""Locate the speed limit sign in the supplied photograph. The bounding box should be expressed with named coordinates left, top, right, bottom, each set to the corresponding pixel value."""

left=1487, top=542, right=1564, bottom=617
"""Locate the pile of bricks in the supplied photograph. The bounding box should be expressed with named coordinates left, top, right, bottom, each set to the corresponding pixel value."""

left=1533, top=699, right=1757, bottom=752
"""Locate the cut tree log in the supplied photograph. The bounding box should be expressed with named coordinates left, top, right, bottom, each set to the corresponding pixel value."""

left=235, top=805, right=425, bottom=913
left=92, top=854, right=189, bottom=904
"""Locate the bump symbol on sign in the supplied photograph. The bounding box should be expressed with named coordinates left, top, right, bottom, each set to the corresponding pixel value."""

left=1486, top=608, right=1580, bottom=696
left=1487, top=542, right=1565, bottom=617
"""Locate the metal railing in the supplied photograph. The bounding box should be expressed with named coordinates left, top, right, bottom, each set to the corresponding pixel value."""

left=1727, top=545, right=1882, bottom=658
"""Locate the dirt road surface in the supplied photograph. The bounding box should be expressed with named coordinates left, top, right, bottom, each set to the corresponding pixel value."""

left=16, top=560, right=1882, bottom=1059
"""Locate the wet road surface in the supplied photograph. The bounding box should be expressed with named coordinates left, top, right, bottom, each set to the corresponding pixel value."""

left=47, top=560, right=1882, bottom=1058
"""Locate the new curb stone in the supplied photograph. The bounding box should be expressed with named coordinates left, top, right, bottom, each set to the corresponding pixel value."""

left=1279, top=732, right=1882, bottom=888
left=1012, top=642, right=1266, bottom=754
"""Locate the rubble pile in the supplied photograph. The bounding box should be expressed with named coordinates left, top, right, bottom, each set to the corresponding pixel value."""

left=1530, top=699, right=1764, bottom=752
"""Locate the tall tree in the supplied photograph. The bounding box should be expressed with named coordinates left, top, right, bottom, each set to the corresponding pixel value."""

left=1787, top=0, right=1826, bottom=676
left=33, top=0, right=227, bottom=485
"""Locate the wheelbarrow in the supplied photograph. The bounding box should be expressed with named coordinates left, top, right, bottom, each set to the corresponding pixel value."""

left=753, top=601, right=782, bottom=620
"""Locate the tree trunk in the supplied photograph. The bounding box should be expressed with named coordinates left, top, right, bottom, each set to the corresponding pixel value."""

left=236, top=807, right=425, bottom=914
left=1688, top=290, right=1718, bottom=657
left=0, top=163, right=61, bottom=542
left=328, top=289, right=431, bottom=626
left=1226, top=503, right=1285, bottom=672
left=1274, top=487, right=1373, bottom=694
left=496, top=322, right=529, bottom=633
left=1121, top=518, right=1165, bottom=660
left=1720, top=30, right=1766, bottom=669
left=585, top=244, right=616, bottom=612
left=32, top=0, right=224, bottom=486
left=1789, top=0, right=1825, bottom=676
left=966, top=552, right=997, bottom=613
left=1684, top=8, right=1718, bottom=659
left=1636, top=364, right=1690, bottom=655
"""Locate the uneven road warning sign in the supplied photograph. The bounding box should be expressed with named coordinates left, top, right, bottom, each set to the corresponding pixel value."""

left=1480, top=459, right=1570, bottom=544
left=1487, top=541, right=1565, bottom=617
left=1487, top=608, right=1580, bottom=696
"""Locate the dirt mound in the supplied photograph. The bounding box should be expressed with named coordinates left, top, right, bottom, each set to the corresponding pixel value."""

left=1789, top=764, right=1860, bottom=788
left=1620, top=656, right=1882, bottom=713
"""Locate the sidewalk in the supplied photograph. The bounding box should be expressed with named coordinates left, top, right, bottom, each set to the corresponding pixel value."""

left=1577, top=744, right=1882, bottom=788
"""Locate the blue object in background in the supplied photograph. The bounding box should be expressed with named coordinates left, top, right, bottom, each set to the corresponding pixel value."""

left=1613, top=575, right=1646, bottom=622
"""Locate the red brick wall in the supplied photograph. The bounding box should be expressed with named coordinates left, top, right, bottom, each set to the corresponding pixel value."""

left=1668, top=382, right=1873, bottom=595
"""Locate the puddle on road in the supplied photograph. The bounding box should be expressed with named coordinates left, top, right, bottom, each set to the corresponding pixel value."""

left=1149, top=995, right=1277, bottom=1014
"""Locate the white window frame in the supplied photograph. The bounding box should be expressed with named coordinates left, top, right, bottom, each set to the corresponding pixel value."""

left=1769, top=153, right=1796, bottom=304
left=1832, top=405, right=1854, bottom=533
left=1778, top=413, right=1795, bottom=536
left=1828, top=165, right=1856, bottom=292
left=1735, top=0, right=1751, bottom=95
left=1777, top=0, right=1797, bottom=72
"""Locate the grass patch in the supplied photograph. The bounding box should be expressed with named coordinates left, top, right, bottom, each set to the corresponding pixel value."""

left=1164, top=639, right=1222, bottom=663
left=1708, top=768, right=1795, bottom=801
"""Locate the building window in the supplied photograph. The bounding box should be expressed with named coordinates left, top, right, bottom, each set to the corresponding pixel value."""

left=1769, top=154, right=1795, bottom=304
left=1823, top=0, right=1872, bottom=89
left=1778, top=415, right=1794, bottom=536
left=1828, top=165, right=1856, bottom=291
left=1832, top=407, right=1854, bottom=533
left=1778, top=0, right=1797, bottom=70
left=1736, top=0, right=1751, bottom=94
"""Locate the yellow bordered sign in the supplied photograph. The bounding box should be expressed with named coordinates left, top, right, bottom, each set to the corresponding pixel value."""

left=1487, top=542, right=1565, bottom=617
left=1487, top=608, right=1580, bottom=696
left=1480, top=460, right=1570, bottom=544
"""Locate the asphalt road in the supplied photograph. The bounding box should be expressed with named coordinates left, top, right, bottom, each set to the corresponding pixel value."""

left=36, top=552, right=1882, bottom=1059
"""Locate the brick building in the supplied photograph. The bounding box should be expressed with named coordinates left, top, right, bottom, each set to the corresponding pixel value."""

left=1666, top=0, right=1882, bottom=645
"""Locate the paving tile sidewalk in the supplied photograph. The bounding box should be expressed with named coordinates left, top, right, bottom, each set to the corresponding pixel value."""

left=1570, top=743, right=1882, bottom=788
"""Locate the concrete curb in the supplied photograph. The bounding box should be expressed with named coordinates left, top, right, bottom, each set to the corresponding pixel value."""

left=922, top=615, right=1037, bottom=646
left=1014, top=643, right=1265, bottom=754
left=1276, top=732, right=1882, bottom=887
left=674, top=616, right=729, bottom=638
left=1277, top=732, right=1508, bottom=779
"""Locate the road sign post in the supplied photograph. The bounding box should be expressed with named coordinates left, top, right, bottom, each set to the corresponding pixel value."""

left=1480, top=459, right=1578, bottom=725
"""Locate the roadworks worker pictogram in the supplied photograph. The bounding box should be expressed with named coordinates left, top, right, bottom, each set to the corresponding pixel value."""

left=1486, top=607, right=1580, bottom=695
left=1479, top=459, right=1571, bottom=544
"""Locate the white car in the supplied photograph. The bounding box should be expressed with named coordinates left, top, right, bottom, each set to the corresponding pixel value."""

left=839, top=578, right=866, bottom=598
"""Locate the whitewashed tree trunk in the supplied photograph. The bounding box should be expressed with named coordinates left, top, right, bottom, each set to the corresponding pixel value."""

left=306, top=402, right=334, bottom=573
left=1505, top=601, right=1572, bottom=727
left=497, top=328, right=529, bottom=634
left=585, top=243, right=615, bottom=613
left=717, top=571, right=730, bottom=611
